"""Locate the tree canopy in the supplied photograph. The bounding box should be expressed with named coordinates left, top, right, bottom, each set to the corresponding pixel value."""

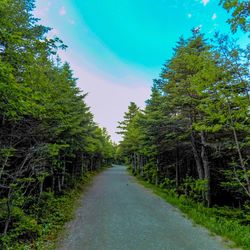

left=0, top=0, right=115, bottom=247
left=118, top=30, right=249, bottom=209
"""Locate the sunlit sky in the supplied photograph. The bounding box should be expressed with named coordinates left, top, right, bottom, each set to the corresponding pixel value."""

left=34, top=0, right=247, bottom=142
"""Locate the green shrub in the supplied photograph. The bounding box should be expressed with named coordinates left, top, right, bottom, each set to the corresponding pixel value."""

left=0, top=170, right=101, bottom=250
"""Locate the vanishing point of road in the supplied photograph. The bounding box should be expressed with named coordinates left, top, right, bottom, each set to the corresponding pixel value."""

left=57, top=165, right=227, bottom=250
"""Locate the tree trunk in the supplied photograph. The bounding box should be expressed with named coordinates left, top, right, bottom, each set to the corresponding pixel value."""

left=90, top=157, right=93, bottom=171
left=191, top=132, right=204, bottom=179
left=39, top=180, right=43, bottom=197
left=227, top=100, right=250, bottom=197
left=58, top=176, right=61, bottom=193
left=140, top=156, right=144, bottom=176
left=133, top=152, right=137, bottom=173
left=200, top=131, right=211, bottom=207
left=81, top=153, right=84, bottom=176
left=52, top=172, right=55, bottom=192
left=0, top=154, right=9, bottom=180
left=3, top=189, right=12, bottom=235
left=61, top=158, right=66, bottom=187
left=155, top=158, right=159, bottom=186
left=175, top=142, right=180, bottom=190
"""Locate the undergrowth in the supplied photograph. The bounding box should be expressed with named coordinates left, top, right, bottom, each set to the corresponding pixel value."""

left=0, top=168, right=105, bottom=250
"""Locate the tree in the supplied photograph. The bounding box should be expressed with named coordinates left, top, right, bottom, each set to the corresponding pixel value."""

left=219, top=0, right=250, bottom=33
left=118, top=30, right=249, bottom=208
left=197, top=33, right=250, bottom=199
left=117, top=102, right=140, bottom=136
left=0, top=1, right=115, bottom=246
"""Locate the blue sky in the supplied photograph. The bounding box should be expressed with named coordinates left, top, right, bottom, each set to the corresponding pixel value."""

left=34, top=0, right=247, bottom=142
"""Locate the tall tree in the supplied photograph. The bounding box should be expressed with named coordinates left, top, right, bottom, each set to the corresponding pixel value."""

left=117, top=102, right=140, bottom=136
left=0, top=1, right=115, bottom=246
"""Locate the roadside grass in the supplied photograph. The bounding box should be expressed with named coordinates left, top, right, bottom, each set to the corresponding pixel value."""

left=1, top=167, right=107, bottom=250
left=131, top=171, right=250, bottom=250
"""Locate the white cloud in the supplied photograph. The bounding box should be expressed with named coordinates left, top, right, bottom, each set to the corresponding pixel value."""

left=33, top=3, right=50, bottom=19
left=188, top=13, right=192, bottom=18
left=54, top=18, right=155, bottom=143
left=47, top=28, right=59, bottom=39
left=201, top=0, right=209, bottom=6
left=69, top=19, right=75, bottom=25
left=58, top=49, right=152, bottom=143
left=59, top=6, right=66, bottom=16
left=74, top=65, right=151, bottom=143
left=212, top=13, right=217, bottom=20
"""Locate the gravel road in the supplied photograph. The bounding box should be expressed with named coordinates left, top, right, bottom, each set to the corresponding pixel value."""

left=57, top=165, right=227, bottom=250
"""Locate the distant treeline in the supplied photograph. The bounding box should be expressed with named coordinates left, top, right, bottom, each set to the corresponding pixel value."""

left=0, top=0, right=114, bottom=247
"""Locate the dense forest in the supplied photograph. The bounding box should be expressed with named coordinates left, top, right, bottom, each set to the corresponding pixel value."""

left=0, top=0, right=114, bottom=248
left=117, top=0, right=250, bottom=225
left=0, top=0, right=249, bottom=249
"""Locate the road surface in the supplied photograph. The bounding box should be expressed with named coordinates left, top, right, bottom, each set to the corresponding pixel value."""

left=57, top=165, right=227, bottom=250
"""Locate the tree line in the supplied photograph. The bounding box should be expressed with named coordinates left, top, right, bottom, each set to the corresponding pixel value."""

left=117, top=2, right=249, bottom=209
left=0, top=0, right=114, bottom=247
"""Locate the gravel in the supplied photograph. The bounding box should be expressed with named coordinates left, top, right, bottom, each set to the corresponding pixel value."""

left=57, top=165, right=227, bottom=250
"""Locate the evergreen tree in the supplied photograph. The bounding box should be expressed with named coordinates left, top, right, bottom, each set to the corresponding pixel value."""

left=0, top=1, right=115, bottom=246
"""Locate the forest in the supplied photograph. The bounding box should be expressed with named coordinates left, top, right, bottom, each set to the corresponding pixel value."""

left=117, top=0, right=250, bottom=247
left=118, top=31, right=249, bottom=207
left=0, top=0, right=115, bottom=248
left=0, top=0, right=249, bottom=249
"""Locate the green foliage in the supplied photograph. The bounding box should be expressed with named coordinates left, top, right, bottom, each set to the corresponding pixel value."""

left=220, top=0, right=250, bottom=33
left=117, top=102, right=140, bottom=136
left=119, top=29, right=249, bottom=206
left=0, top=170, right=102, bottom=250
left=119, top=26, right=249, bottom=247
left=0, top=0, right=115, bottom=248
left=180, top=177, right=208, bottom=202
left=159, top=177, right=175, bottom=189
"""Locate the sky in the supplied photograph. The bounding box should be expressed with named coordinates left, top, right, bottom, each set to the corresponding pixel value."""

left=33, top=0, right=248, bottom=142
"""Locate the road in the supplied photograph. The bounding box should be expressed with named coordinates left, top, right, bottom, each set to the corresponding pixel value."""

left=57, top=165, right=227, bottom=250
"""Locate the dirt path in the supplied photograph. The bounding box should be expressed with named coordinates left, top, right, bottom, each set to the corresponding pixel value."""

left=57, top=165, right=227, bottom=250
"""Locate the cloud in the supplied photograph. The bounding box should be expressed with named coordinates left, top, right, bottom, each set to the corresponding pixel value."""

left=201, top=0, right=209, bottom=6
left=188, top=13, right=192, bottom=18
left=58, top=49, right=152, bottom=143
left=74, top=65, right=151, bottom=143
left=212, top=13, right=217, bottom=20
left=47, top=28, right=59, bottom=39
left=68, top=19, right=75, bottom=25
left=59, top=6, right=66, bottom=16
left=54, top=18, right=155, bottom=143
left=33, top=2, right=50, bottom=19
